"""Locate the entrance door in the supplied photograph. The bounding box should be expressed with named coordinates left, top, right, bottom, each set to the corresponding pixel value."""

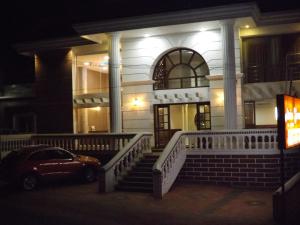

left=244, top=101, right=255, bottom=128
left=154, top=105, right=170, bottom=148
left=195, top=103, right=211, bottom=130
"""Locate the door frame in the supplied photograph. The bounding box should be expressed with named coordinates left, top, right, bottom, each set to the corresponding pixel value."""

left=153, top=102, right=211, bottom=148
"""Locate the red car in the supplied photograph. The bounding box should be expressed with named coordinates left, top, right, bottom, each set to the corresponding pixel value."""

left=0, top=145, right=101, bottom=190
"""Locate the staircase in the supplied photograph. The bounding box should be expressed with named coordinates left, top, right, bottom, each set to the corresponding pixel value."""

left=115, top=153, right=160, bottom=192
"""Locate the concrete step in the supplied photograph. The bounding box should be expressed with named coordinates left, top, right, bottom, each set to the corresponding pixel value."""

left=124, top=176, right=152, bottom=182
left=136, top=162, right=153, bottom=168
left=129, top=171, right=153, bottom=177
left=115, top=153, right=159, bottom=193
left=115, top=185, right=152, bottom=193
left=133, top=167, right=152, bottom=172
left=118, top=180, right=153, bottom=188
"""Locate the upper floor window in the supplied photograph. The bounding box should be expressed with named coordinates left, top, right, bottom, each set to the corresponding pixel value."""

left=242, top=33, right=300, bottom=83
left=153, top=48, right=209, bottom=90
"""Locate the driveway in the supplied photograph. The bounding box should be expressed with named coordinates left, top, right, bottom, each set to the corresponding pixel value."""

left=0, top=182, right=276, bottom=225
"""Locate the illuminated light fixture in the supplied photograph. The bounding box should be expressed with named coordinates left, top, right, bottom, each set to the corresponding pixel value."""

left=91, top=106, right=101, bottom=111
left=104, top=55, right=109, bottom=60
left=144, top=33, right=151, bottom=38
left=132, top=98, right=142, bottom=107
left=83, top=62, right=90, bottom=66
left=245, top=25, right=250, bottom=29
left=102, top=66, right=108, bottom=70
left=275, top=107, right=278, bottom=121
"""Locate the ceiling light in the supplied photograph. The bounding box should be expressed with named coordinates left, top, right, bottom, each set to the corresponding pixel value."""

left=245, top=25, right=250, bottom=29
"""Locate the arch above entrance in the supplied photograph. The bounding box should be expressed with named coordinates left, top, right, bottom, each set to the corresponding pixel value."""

left=153, top=48, right=210, bottom=90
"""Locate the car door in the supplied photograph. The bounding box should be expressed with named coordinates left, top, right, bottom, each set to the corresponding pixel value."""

left=52, top=149, right=82, bottom=177
left=28, top=150, right=61, bottom=180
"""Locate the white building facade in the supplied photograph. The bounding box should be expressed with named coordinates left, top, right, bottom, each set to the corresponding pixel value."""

left=62, top=3, right=299, bottom=147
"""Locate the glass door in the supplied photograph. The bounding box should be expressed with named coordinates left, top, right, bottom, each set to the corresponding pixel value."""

left=195, top=103, right=211, bottom=130
left=244, top=101, right=255, bottom=128
left=154, top=105, right=170, bottom=148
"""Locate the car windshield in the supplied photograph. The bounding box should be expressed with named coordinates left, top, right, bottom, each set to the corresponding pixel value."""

left=1, top=151, right=27, bottom=166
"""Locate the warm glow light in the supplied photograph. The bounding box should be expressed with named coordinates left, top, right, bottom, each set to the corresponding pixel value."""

left=91, top=107, right=101, bottom=111
left=132, top=98, right=142, bottom=107
left=83, top=62, right=90, bottom=66
left=245, top=25, right=250, bottom=29
left=104, top=55, right=109, bottom=60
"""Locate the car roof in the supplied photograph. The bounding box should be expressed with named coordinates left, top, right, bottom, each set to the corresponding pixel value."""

left=17, top=145, right=66, bottom=155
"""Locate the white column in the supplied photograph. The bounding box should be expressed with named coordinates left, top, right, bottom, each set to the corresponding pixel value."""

left=82, top=67, right=89, bottom=133
left=108, top=32, right=122, bottom=133
left=222, top=19, right=237, bottom=129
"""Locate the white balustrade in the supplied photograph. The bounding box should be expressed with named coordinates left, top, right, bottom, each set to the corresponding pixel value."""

left=153, top=129, right=278, bottom=198
left=183, top=129, right=278, bottom=151
left=99, top=132, right=152, bottom=192
left=0, top=134, right=32, bottom=152
left=0, top=133, right=137, bottom=157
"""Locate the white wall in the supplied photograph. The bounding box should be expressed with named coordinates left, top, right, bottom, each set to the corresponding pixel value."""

left=121, top=28, right=241, bottom=135
left=255, top=100, right=277, bottom=125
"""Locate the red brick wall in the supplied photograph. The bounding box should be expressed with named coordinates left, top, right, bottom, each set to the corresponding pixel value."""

left=178, top=152, right=300, bottom=189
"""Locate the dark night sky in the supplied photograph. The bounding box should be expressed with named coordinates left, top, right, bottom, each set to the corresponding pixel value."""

left=0, top=0, right=299, bottom=84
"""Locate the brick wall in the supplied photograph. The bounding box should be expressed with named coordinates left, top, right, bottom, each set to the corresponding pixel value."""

left=178, top=152, right=300, bottom=189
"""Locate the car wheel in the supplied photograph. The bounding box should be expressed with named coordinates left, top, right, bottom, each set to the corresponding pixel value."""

left=83, top=167, right=96, bottom=183
left=22, top=174, right=38, bottom=191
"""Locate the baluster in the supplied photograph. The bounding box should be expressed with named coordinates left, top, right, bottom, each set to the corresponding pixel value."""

left=255, top=135, right=258, bottom=149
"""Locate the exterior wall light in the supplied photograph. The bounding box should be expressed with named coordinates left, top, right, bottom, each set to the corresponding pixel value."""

left=91, top=107, right=101, bottom=111
left=133, top=98, right=142, bottom=107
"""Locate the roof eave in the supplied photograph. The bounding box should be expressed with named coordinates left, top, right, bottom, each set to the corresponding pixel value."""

left=73, top=2, right=260, bottom=35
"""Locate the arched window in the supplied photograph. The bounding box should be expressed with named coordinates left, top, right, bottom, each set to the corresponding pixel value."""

left=153, top=48, right=209, bottom=90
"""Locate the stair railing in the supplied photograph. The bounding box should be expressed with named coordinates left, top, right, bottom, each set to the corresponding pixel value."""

left=153, top=131, right=186, bottom=199
left=99, top=132, right=152, bottom=192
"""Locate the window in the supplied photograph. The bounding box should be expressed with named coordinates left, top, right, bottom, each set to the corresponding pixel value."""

left=153, top=48, right=209, bottom=90
left=29, top=151, right=49, bottom=161
left=242, top=33, right=300, bottom=83
left=47, top=150, right=73, bottom=160
left=195, top=103, right=211, bottom=130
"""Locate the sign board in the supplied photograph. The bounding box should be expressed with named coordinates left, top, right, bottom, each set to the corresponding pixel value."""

left=277, top=95, right=300, bottom=149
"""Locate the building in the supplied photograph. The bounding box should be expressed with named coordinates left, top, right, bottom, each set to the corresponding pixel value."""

left=1, top=2, right=300, bottom=193
left=9, top=3, right=300, bottom=144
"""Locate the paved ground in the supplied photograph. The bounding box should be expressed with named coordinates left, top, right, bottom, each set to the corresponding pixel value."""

left=0, top=181, right=277, bottom=225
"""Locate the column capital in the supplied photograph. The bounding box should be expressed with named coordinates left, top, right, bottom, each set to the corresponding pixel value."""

left=219, top=19, right=236, bottom=27
left=107, top=32, right=121, bottom=39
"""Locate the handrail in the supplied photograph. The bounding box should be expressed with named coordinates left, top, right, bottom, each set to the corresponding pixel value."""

left=153, top=128, right=278, bottom=198
left=99, top=132, right=152, bottom=192
left=153, top=131, right=186, bottom=198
